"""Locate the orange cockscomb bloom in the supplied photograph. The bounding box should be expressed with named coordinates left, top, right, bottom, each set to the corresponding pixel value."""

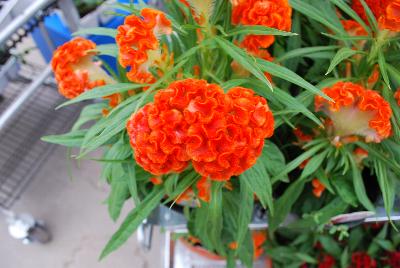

left=395, top=89, right=400, bottom=106
left=51, top=37, right=113, bottom=99
left=191, top=86, right=274, bottom=180
left=127, top=79, right=274, bottom=180
left=116, top=8, right=172, bottom=84
left=126, top=102, right=190, bottom=176
left=352, top=0, right=400, bottom=32
left=232, top=0, right=292, bottom=50
left=312, top=179, right=326, bottom=198
left=315, top=82, right=392, bottom=143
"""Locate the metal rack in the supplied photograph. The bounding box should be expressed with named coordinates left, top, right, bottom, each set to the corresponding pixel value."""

left=0, top=0, right=81, bottom=244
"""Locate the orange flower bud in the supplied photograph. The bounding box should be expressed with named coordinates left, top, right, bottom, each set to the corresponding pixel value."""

left=312, top=178, right=326, bottom=198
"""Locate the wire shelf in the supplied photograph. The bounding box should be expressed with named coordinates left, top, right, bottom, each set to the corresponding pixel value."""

left=0, top=73, right=81, bottom=209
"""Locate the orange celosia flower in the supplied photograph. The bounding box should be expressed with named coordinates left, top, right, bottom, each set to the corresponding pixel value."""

left=354, top=147, right=369, bottom=165
left=341, top=20, right=368, bottom=36
left=196, top=176, right=211, bottom=202
left=191, top=86, right=274, bottom=180
left=252, top=231, right=267, bottom=258
left=116, top=8, right=172, bottom=84
left=379, top=1, right=400, bottom=32
left=231, top=46, right=273, bottom=81
left=51, top=37, right=112, bottom=99
left=150, top=177, right=163, bottom=185
left=315, top=82, right=392, bottom=142
left=232, top=0, right=292, bottom=50
left=352, top=0, right=400, bottom=32
left=126, top=103, right=190, bottom=176
left=294, top=127, right=313, bottom=142
left=127, top=79, right=274, bottom=180
left=395, top=88, right=400, bottom=106
left=312, top=178, right=326, bottom=198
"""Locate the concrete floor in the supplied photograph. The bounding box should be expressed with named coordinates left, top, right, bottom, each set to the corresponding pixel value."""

left=0, top=147, right=162, bottom=268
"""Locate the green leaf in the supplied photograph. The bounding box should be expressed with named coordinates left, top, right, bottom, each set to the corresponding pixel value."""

left=319, top=235, right=342, bottom=258
left=326, top=48, right=361, bottom=75
left=300, top=150, right=328, bottom=179
left=108, top=175, right=130, bottom=221
left=240, top=159, right=274, bottom=214
left=207, top=182, right=225, bottom=255
left=72, top=102, right=108, bottom=130
left=359, top=0, right=379, bottom=32
left=374, top=160, right=395, bottom=220
left=73, top=27, right=117, bottom=38
left=100, top=187, right=165, bottom=260
left=90, top=44, right=119, bottom=57
left=378, top=50, right=392, bottom=89
left=331, top=176, right=358, bottom=207
left=329, top=0, right=370, bottom=35
left=124, top=163, right=141, bottom=206
left=236, top=181, right=254, bottom=253
left=276, top=46, right=339, bottom=62
left=268, top=177, right=308, bottom=232
left=41, top=130, right=87, bottom=147
left=289, top=0, right=345, bottom=35
left=271, top=142, right=327, bottom=182
left=350, top=156, right=375, bottom=211
left=57, top=83, right=143, bottom=108
left=261, top=141, right=288, bottom=181
left=214, top=36, right=273, bottom=91
left=256, top=58, right=331, bottom=100
left=227, top=25, right=297, bottom=37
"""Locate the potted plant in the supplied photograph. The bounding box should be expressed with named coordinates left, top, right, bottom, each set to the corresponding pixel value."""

left=43, top=0, right=400, bottom=266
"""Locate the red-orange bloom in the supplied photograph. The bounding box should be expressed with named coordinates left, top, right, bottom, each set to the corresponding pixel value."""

left=341, top=20, right=368, bottom=36
left=116, top=8, right=172, bottom=84
left=127, top=79, right=274, bottom=180
left=51, top=37, right=108, bottom=99
left=126, top=103, right=190, bottom=176
left=352, top=0, right=400, bottom=32
left=395, top=88, right=400, bottom=106
left=191, top=87, right=274, bottom=180
left=232, top=0, right=292, bottom=50
left=196, top=176, right=211, bottom=202
left=315, top=82, right=392, bottom=142
left=252, top=231, right=267, bottom=258
left=312, top=179, right=326, bottom=198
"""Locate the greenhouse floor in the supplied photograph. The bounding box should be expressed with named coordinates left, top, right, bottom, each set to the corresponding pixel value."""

left=0, top=147, right=163, bottom=268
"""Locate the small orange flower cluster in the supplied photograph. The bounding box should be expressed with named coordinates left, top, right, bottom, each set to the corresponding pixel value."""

left=352, top=0, right=400, bottom=32
left=51, top=37, right=105, bottom=99
left=395, top=89, right=400, bottom=106
left=315, top=82, right=392, bottom=143
left=176, top=176, right=211, bottom=203
left=228, top=231, right=267, bottom=259
left=232, top=0, right=292, bottom=52
left=312, top=179, right=326, bottom=198
left=116, top=8, right=172, bottom=84
left=127, top=79, right=274, bottom=180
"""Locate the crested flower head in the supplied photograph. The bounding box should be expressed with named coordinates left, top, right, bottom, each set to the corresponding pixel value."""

left=232, top=0, right=292, bottom=50
left=315, top=82, right=392, bottom=143
left=190, top=86, right=274, bottom=180
left=252, top=231, right=267, bottom=258
left=127, top=79, right=274, bottom=180
left=116, top=8, right=172, bottom=84
left=126, top=102, right=190, bottom=176
left=51, top=37, right=113, bottom=99
left=352, top=0, right=400, bottom=32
